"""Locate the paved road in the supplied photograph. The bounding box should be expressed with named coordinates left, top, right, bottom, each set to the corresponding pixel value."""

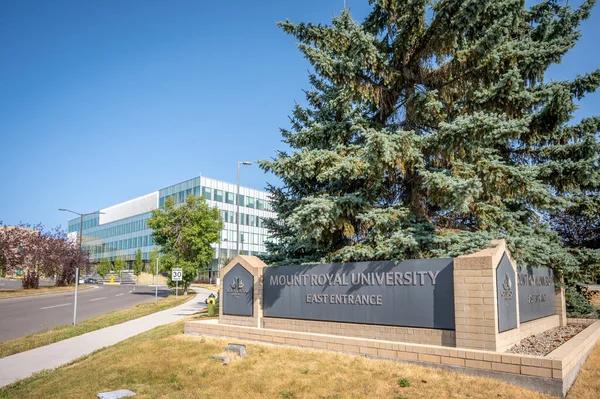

left=0, top=285, right=171, bottom=342
left=0, top=288, right=210, bottom=388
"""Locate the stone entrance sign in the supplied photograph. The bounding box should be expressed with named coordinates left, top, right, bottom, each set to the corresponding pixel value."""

left=518, top=265, right=556, bottom=322
left=222, top=263, right=254, bottom=316
left=263, top=259, right=455, bottom=329
left=496, top=252, right=517, bottom=332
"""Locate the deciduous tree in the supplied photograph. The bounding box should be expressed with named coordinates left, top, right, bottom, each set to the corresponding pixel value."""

left=146, top=195, right=222, bottom=292
left=96, top=258, right=112, bottom=278
left=133, top=248, right=143, bottom=277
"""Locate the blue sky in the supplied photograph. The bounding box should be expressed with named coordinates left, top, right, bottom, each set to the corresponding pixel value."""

left=0, top=0, right=598, bottom=230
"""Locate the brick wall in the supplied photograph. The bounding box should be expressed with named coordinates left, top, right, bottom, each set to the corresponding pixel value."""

left=263, top=317, right=456, bottom=346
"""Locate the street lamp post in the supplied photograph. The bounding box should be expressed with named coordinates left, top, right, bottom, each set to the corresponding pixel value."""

left=58, top=208, right=104, bottom=326
left=236, top=161, right=251, bottom=257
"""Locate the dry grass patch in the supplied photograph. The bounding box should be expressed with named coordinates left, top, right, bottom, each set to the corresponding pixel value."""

left=590, top=292, right=600, bottom=309
left=567, top=342, right=600, bottom=399
left=192, top=283, right=219, bottom=292
left=0, top=294, right=192, bottom=359
left=0, top=321, right=560, bottom=399
left=0, top=285, right=93, bottom=299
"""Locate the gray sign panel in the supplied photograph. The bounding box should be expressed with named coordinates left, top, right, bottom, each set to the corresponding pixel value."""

left=222, top=263, right=253, bottom=317
left=496, top=253, right=517, bottom=332
left=263, top=259, right=455, bottom=330
left=518, top=266, right=556, bottom=323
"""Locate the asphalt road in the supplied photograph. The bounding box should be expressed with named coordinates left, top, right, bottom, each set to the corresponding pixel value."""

left=0, top=285, right=171, bottom=342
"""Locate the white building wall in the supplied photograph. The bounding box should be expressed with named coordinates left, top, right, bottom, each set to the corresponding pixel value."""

left=99, top=192, right=159, bottom=225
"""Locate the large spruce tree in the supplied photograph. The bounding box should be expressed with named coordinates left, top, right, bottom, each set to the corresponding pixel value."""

left=260, top=0, right=600, bottom=298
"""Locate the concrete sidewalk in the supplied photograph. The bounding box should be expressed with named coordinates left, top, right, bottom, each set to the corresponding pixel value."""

left=0, top=288, right=212, bottom=388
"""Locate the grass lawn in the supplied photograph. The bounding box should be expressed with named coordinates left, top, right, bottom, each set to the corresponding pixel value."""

left=6, top=318, right=599, bottom=399
left=0, top=293, right=193, bottom=359
left=0, top=285, right=94, bottom=299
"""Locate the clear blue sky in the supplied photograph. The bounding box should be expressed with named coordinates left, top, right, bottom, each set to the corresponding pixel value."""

left=0, top=0, right=598, bottom=230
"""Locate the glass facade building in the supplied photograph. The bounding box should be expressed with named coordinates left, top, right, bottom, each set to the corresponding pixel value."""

left=67, top=176, right=276, bottom=277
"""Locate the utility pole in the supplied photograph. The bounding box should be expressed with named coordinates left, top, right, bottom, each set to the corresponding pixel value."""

left=59, top=208, right=104, bottom=327
left=155, top=256, right=158, bottom=304
left=236, top=161, right=251, bottom=256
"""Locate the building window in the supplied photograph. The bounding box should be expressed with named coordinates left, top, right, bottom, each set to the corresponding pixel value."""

left=194, top=186, right=200, bottom=197
left=247, top=196, right=255, bottom=208
left=225, top=192, right=235, bottom=204
left=214, top=189, right=223, bottom=202
left=239, top=195, right=245, bottom=206
left=257, top=199, right=265, bottom=210
left=202, top=187, right=211, bottom=199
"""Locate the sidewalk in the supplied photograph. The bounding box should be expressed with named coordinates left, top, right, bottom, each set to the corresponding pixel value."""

left=0, top=287, right=211, bottom=388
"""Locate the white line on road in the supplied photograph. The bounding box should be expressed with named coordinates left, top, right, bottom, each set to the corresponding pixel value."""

left=40, top=303, right=71, bottom=310
left=115, top=293, right=124, bottom=297
left=128, top=290, right=133, bottom=293
left=89, top=297, right=106, bottom=302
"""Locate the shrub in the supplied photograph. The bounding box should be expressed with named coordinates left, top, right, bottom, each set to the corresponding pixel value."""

left=398, top=378, right=411, bottom=388
left=22, top=271, right=39, bottom=289
left=566, top=287, right=597, bottom=316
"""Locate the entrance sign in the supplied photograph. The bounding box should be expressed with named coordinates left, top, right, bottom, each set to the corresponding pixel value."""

left=263, top=259, right=455, bottom=329
left=222, top=264, right=254, bottom=316
left=496, top=253, right=517, bottom=332
left=171, top=268, right=183, bottom=282
left=518, top=266, right=556, bottom=323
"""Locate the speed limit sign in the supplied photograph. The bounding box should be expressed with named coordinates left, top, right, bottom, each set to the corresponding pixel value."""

left=172, top=268, right=183, bottom=282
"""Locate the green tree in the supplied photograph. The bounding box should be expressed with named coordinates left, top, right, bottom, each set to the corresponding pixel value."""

left=96, top=258, right=111, bottom=278
left=260, top=1, right=600, bottom=312
left=133, top=248, right=143, bottom=277
left=148, top=247, right=160, bottom=275
left=146, top=195, right=223, bottom=292
left=113, top=258, right=126, bottom=276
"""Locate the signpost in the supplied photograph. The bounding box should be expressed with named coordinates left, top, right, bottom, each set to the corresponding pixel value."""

left=172, top=268, right=183, bottom=298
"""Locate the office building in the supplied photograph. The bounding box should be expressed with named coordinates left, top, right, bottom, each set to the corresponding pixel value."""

left=67, top=176, right=276, bottom=278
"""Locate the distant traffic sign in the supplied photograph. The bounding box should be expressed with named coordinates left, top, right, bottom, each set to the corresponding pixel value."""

left=172, top=268, right=183, bottom=282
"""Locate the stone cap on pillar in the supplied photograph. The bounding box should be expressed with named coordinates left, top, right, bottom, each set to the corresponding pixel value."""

left=221, top=255, right=267, bottom=276
left=455, top=239, right=515, bottom=269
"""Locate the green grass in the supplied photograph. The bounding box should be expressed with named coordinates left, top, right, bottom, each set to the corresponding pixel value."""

left=0, top=293, right=192, bottom=359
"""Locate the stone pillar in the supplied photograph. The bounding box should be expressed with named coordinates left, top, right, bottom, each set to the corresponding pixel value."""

left=219, top=255, right=266, bottom=328
left=555, top=283, right=567, bottom=327
left=453, top=240, right=519, bottom=351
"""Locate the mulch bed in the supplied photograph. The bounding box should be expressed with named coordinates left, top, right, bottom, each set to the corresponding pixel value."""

left=506, top=324, right=589, bottom=356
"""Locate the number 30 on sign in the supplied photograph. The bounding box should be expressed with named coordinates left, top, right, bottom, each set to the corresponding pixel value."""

left=172, top=268, right=183, bottom=281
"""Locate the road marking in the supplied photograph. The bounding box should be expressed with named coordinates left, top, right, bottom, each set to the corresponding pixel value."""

left=40, top=303, right=71, bottom=310
left=89, top=297, right=106, bottom=302
left=128, top=290, right=133, bottom=293
left=115, top=293, right=124, bottom=297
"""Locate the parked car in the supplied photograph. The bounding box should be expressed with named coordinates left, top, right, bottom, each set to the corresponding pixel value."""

left=85, top=277, right=98, bottom=284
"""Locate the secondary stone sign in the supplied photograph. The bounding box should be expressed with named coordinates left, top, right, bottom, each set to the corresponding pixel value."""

left=263, top=259, right=455, bottom=329
left=496, top=253, right=518, bottom=333
left=518, top=265, right=556, bottom=323
left=222, top=263, right=254, bottom=316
